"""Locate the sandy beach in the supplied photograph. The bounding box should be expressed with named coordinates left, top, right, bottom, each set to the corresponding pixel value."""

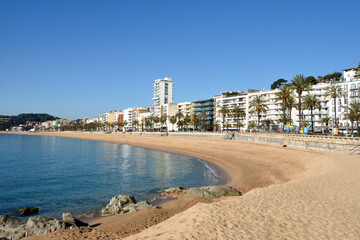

left=8, top=131, right=359, bottom=239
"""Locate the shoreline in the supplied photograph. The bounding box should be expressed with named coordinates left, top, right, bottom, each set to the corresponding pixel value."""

left=3, top=131, right=359, bottom=239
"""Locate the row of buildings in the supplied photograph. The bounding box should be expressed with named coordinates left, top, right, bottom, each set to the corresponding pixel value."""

left=83, top=67, right=360, bottom=133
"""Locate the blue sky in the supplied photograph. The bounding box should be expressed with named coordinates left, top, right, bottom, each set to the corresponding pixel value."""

left=1, top=0, right=359, bottom=119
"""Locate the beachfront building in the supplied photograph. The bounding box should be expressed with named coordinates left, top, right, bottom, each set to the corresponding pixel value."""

left=290, top=68, right=359, bottom=132
left=192, top=98, right=214, bottom=131
left=247, top=89, right=282, bottom=130
left=99, top=112, right=116, bottom=123
left=83, top=117, right=100, bottom=124
left=212, top=67, right=360, bottom=133
left=134, top=108, right=150, bottom=131
left=177, top=102, right=193, bottom=116
left=162, top=103, right=178, bottom=131
left=151, top=77, right=174, bottom=117
left=214, top=91, right=248, bottom=130
left=114, top=111, right=123, bottom=123
left=123, top=108, right=135, bottom=131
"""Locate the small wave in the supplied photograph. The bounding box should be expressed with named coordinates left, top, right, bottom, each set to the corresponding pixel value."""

left=196, top=158, right=222, bottom=183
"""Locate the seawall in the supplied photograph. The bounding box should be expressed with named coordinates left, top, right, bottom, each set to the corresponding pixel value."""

left=123, top=131, right=359, bottom=151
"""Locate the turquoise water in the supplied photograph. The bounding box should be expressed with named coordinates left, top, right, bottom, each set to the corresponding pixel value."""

left=0, top=134, right=221, bottom=218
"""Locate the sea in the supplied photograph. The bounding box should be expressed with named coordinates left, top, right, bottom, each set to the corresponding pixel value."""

left=0, top=134, right=221, bottom=219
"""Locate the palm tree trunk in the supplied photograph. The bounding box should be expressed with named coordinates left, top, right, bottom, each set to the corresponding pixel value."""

left=222, top=115, right=225, bottom=132
left=283, top=106, right=286, bottom=132
left=236, top=116, right=239, bottom=131
left=334, top=97, right=337, bottom=127
left=351, top=121, right=354, bottom=135
left=311, top=107, right=314, bottom=133
left=298, top=95, right=302, bottom=130
left=289, top=108, right=292, bottom=133
left=357, top=120, right=359, bottom=136
left=257, top=112, right=260, bottom=130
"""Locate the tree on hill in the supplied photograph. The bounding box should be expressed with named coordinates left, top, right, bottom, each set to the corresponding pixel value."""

left=271, top=79, right=287, bottom=90
left=0, top=113, right=58, bottom=131
left=305, top=76, right=317, bottom=85
left=323, top=72, right=342, bottom=82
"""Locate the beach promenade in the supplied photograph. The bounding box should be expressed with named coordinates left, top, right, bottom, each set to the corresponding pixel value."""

left=11, top=131, right=359, bottom=239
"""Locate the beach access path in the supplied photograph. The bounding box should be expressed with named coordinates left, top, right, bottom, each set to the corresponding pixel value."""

left=9, top=131, right=359, bottom=239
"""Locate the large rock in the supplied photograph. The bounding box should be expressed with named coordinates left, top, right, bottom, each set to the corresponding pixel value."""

left=123, top=201, right=156, bottom=213
left=102, top=195, right=155, bottom=216
left=25, top=216, right=66, bottom=236
left=181, top=186, right=241, bottom=200
left=62, top=213, right=88, bottom=228
left=0, top=215, right=27, bottom=240
left=15, top=207, right=38, bottom=216
left=162, top=185, right=241, bottom=200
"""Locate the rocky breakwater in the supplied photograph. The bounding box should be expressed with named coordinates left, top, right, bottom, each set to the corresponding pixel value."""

left=0, top=213, right=89, bottom=240
left=102, top=195, right=156, bottom=216
left=161, top=185, right=242, bottom=200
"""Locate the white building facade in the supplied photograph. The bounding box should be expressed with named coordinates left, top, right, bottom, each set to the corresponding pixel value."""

left=214, top=68, right=360, bottom=132
left=151, top=77, right=174, bottom=116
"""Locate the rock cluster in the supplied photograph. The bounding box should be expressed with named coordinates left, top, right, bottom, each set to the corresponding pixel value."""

left=161, top=185, right=241, bottom=200
left=102, top=195, right=156, bottom=216
left=0, top=215, right=27, bottom=240
left=0, top=213, right=89, bottom=240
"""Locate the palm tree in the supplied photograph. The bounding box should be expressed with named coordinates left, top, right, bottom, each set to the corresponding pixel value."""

left=291, top=74, right=308, bottom=129
left=248, top=121, right=256, bottom=130
left=145, top=117, right=152, bottom=131
left=249, top=95, right=269, bottom=130
left=232, top=106, right=245, bottom=131
left=324, top=85, right=346, bottom=131
left=177, top=120, right=184, bottom=131
left=343, top=112, right=355, bottom=136
left=191, top=113, right=199, bottom=131
left=169, top=116, right=177, bottom=131
left=132, top=119, right=139, bottom=131
left=160, top=115, right=167, bottom=131
left=286, top=95, right=296, bottom=127
left=175, top=111, right=184, bottom=123
left=184, top=115, right=191, bottom=132
left=220, top=106, right=229, bottom=132
left=262, top=119, right=273, bottom=132
left=122, top=120, right=128, bottom=132
left=275, top=85, right=293, bottom=130
left=199, top=111, right=207, bottom=132
left=320, top=116, right=331, bottom=134
left=213, top=121, right=220, bottom=132
left=303, top=93, right=321, bottom=133
left=152, top=116, right=160, bottom=131
left=347, top=100, right=360, bottom=135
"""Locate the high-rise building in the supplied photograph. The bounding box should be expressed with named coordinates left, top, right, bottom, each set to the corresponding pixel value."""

left=151, top=77, right=174, bottom=116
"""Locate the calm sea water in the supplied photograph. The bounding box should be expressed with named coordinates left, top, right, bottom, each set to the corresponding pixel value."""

left=0, top=134, right=221, bottom=219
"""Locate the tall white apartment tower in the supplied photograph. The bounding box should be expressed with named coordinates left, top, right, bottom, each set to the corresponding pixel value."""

left=151, top=77, right=174, bottom=116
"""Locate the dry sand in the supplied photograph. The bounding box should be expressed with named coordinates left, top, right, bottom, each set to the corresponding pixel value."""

left=9, top=131, right=359, bottom=239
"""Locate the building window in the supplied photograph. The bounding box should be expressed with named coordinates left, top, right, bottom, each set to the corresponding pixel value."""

left=332, top=107, right=335, bottom=112
left=351, top=84, right=356, bottom=90
left=344, top=98, right=348, bottom=104
left=344, top=85, right=348, bottom=91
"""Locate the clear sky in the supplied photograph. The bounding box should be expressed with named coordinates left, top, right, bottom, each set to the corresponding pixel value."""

left=1, top=0, right=359, bottom=119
